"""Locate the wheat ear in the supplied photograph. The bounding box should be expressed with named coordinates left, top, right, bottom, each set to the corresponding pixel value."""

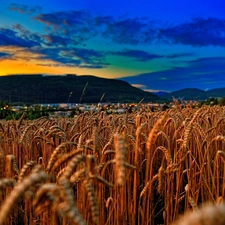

left=84, top=178, right=99, bottom=224
left=114, top=133, right=126, bottom=187
left=6, top=155, right=15, bottom=178
left=17, top=112, right=25, bottom=129
left=58, top=178, right=86, bottom=225
left=0, top=154, right=4, bottom=178
left=62, top=154, right=86, bottom=180
left=50, top=149, right=82, bottom=173
left=218, top=150, right=225, bottom=162
left=33, top=183, right=59, bottom=215
left=173, top=203, right=225, bottom=225
left=157, top=166, right=165, bottom=194
left=18, top=161, right=35, bottom=183
left=146, top=113, right=167, bottom=151
left=19, top=125, right=32, bottom=144
left=0, top=171, right=48, bottom=225
left=0, top=179, right=16, bottom=188
left=0, top=122, right=4, bottom=133
left=46, top=142, right=75, bottom=172
left=183, top=109, right=202, bottom=149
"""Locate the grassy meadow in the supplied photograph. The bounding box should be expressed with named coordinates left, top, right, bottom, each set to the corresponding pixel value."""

left=0, top=105, right=225, bottom=225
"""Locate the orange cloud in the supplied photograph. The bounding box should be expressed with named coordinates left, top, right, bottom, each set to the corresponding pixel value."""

left=0, top=46, right=137, bottom=78
left=0, top=60, right=58, bottom=75
left=0, top=58, right=133, bottom=78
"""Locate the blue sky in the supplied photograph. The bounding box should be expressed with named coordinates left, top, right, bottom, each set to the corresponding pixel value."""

left=0, top=0, right=225, bottom=92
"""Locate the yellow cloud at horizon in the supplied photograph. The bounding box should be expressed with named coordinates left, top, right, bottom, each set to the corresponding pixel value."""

left=0, top=59, right=138, bottom=79
left=0, top=46, right=149, bottom=79
left=144, top=89, right=170, bottom=93
left=131, top=83, right=170, bottom=93
left=0, top=60, right=60, bottom=76
left=131, top=84, right=147, bottom=89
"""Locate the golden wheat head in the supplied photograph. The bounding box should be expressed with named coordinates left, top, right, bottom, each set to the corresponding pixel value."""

left=174, top=203, right=225, bottom=225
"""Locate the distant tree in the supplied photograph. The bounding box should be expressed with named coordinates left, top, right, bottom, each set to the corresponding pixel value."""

left=162, top=103, right=169, bottom=111
left=0, top=101, right=12, bottom=119
left=219, top=97, right=225, bottom=106
left=198, top=97, right=219, bottom=107
left=210, top=97, right=218, bottom=106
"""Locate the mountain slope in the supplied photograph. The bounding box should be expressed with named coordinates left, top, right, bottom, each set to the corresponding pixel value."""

left=207, top=88, right=225, bottom=98
left=162, top=88, right=207, bottom=100
left=161, top=87, right=225, bottom=100
left=0, top=74, right=160, bottom=104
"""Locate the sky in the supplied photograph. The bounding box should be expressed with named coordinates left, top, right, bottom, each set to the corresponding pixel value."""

left=0, top=0, right=225, bottom=92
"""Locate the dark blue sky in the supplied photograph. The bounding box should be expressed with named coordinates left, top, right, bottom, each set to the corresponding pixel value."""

left=0, top=0, right=225, bottom=92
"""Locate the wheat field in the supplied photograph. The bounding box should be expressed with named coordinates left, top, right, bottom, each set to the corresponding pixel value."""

left=0, top=105, right=225, bottom=225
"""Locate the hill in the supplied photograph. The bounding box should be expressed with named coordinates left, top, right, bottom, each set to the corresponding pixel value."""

left=207, top=88, right=225, bottom=98
left=162, top=88, right=206, bottom=100
left=0, top=74, right=160, bottom=104
left=161, top=87, right=225, bottom=100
